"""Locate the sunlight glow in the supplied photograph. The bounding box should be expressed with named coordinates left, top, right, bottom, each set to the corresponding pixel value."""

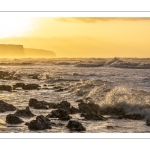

left=0, top=17, right=33, bottom=38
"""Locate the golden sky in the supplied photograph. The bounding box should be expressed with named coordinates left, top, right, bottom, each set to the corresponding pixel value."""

left=0, top=17, right=150, bottom=58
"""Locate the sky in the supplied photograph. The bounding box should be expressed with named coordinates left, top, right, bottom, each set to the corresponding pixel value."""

left=0, top=17, right=150, bottom=58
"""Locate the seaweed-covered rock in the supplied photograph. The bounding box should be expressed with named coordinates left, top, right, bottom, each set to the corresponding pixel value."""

left=0, top=100, right=16, bottom=112
left=0, top=85, right=12, bottom=91
left=85, top=112, right=107, bottom=121
left=6, top=114, right=23, bottom=124
left=28, top=115, right=52, bottom=130
left=14, top=107, right=35, bottom=117
left=70, top=106, right=80, bottom=114
left=46, top=109, right=72, bottom=120
left=66, top=120, right=86, bottom=131
left=57, top=101, right=70, bottom=112
left=23, top=84, right=40, bottom=90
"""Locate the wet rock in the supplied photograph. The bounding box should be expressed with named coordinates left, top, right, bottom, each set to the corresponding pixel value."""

left=0, top=71, right=16, bottom=80
left=46, top=109, right=72, bottom=120
left=29, top=98, right=49, bottom=109
left=146, top=120, right=150, bottom=126
left=70, top=106, right=80, bottom=114
left=119, top=114, right=145, bottom=120
left=66, top=120, right=86, bottom=131
left=13, top=83, right=25, bottom=89
left=57, top=101, right=71, bottom=112
left=107, top=126, right=114, bottom=129
left=23, top=84, right=40, bottom=90
left=75, top=99, right=84, bottom=103
left=85, top=112, right=107, bottom=121
left=49, top=103, right=58, bottom=109
left=14, top=107, right=35, bottom=117
left=0, top=100, right=16, bottom=112
left=78, top=102, right=100, bottom=114
left=28, top=115, right=52, bottom=130
left=55, top=88, right=64, bottom=92
left=100, top=107, right=125, bottom=116
left=6, top=114, right=23, bottom=124
left=0, top=85, right=12, bottom=91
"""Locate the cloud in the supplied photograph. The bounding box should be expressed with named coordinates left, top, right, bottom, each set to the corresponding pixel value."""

left=55, top=17, right=150, bottom=23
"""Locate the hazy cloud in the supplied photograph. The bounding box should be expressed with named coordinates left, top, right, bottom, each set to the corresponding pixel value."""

left=56, top=17, right=150, bottom=23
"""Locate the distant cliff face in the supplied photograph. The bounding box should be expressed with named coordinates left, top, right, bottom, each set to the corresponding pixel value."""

left=0, top=44, right=56, bottom=58
left=0, top=44, right=24, bottom=57
left=24, top=48, right=56, bottom=58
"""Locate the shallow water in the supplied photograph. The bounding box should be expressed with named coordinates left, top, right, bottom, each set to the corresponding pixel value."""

left=0, top=58, right=150, bottom=133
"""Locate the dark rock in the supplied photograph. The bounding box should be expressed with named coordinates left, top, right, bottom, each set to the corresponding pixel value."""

left=75, top=99, right=84, bottom=103
left=6, top=114, right=24, bottom=124
left=0, top=85, right=12, bottom=91
left=23, top=84, right=40, bottom=90
left=70, top=106, right=80, bottom=114
left=107, top=126, right=114, bottom=129
left=123, top=114, right=145, bottom=120
left=57, top=101, right=71, bottom=112
left=46, top=109, right=72, bottom=120
left=28, top=115, right=52, bottom=130
left=49, top=103, right=58, bottom=109
left=66, top=120, right=86, bottom=131
left=85, top=112, right=107, bottom=121
left=0, top=100, right=16, bottom=112
left=29, top=98, right=49, bottom=109
left=13, top=83, right=25, bottom=89
left=78, top=102, right=100, bottom=114
left=80, top=113, right=86, bottom=117
left=14, top=106, right=35, bottom=117
left=146, top=120, right=150, bottom=126
left=100, top=107, right=125, bottom=116
left=55, top=88, right=64, bottom=92
left=25, top=122, right=29, bottom=126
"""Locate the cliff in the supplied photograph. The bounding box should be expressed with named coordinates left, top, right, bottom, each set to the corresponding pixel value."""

left=24, top=48, right=56, bottom=58
left=0, top=44, right=24, bottom=57
left=0, top=44, right=56, bottom=58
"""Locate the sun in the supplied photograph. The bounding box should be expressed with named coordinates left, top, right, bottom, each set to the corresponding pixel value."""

left=0, top=17, right=33, bottom=38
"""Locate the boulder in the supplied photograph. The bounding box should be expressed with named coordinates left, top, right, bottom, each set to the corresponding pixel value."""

left=0, top=85, right=12, bottom=91
left=14, top=106, right=35, bottom=117
left=57, top=101, right=70, bottom=112
left=66, top=120, right=86, bottom=131
left=0, top=100, right=16, bottom=112
left=85, top=112, right=107, bottom=121
left=28, top=115, right=52, bottom=130
left=6, top=114, right=23, bottom=124
left=46, top=109, right=72, bottom=120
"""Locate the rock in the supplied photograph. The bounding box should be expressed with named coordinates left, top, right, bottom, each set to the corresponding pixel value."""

left=75, top=99, right=84, bottom=103
left=29, top=98, right=49, bottom=109
left=57, top=101, right=71, bottom=112
left=100, top=107, right=125, bottom=116
left=6, top=114, right=24, bottom=124
left=78, top=102, right=100, bottom=114
left=14, top=107, right=35, bottom=117
left=46, top=109, right=72, bottom=120
left=107, top=126, right=114, bottom=129
left=146, top=120, right=150, bottom=126
left=70, top=106, right=80, bottom=114
left=0, top=85, right=12, bottom=91
left=23, top=84, right=40, bottom=90
left=28, top=115, right=52, bottom=130
left=66, top=120, right=86, bottom=131
left=121, top=114, right=145, bottom=120
left=0, top=100, right=16, bottom=112
left=13, top=83, right=25, bottom=89
left=55, top=88, right=64, bottom=92
left=85, top=112, right=107, bottom=121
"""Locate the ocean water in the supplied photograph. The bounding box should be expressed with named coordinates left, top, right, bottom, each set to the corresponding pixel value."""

left=0, top=58, right=150, bottom=133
